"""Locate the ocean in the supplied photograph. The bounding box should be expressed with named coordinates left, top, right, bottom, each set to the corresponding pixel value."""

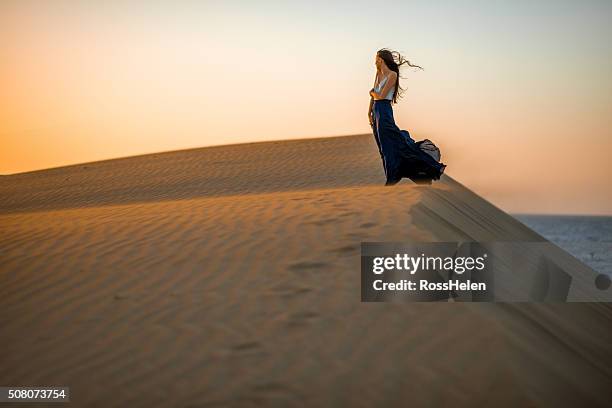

left=514, top=215, right=612, bottom=275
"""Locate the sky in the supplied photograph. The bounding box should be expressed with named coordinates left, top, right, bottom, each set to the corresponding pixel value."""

left=1, top=0, right=611, bottom=214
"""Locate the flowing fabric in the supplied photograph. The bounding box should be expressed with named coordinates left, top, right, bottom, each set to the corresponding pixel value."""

left=371, top=99, right=446, bottom=185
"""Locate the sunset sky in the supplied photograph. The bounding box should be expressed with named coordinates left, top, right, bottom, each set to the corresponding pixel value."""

left=1, top=0, right=611, bottom=214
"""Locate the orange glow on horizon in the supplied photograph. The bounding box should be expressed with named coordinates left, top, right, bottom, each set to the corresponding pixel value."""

left=1, top=1, right=611, bottom=215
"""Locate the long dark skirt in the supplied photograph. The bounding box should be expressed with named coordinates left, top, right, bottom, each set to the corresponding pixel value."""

left=372, top=99, right=446, bottom=185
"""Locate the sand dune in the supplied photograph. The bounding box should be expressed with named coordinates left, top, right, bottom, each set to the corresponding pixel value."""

left=1, top=134, right=611, bottom=407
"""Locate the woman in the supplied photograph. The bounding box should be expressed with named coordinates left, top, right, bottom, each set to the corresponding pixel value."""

left=368, top=48, right=446, bottom=185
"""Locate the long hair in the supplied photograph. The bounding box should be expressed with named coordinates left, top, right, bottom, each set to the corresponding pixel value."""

left=376, top=48, right=423, bottom=104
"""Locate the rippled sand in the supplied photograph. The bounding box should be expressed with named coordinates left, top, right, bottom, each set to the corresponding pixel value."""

left=1, top=134, right=611, bottom=407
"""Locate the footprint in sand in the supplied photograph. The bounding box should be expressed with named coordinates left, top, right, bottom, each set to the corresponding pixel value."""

left=267, top=284, right=313, bottom=298
left=231, top=341, right=262, bottom=353
left=285, top=311, right=319, bottom=328
left=329, top=244, right=358, bottom=255
left=288, top=261, right=329, bottom=271
left=305, top=217, right=340, bottom=226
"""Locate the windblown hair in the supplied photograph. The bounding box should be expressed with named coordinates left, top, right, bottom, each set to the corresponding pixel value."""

left=377, top=48, right=423, bottom=104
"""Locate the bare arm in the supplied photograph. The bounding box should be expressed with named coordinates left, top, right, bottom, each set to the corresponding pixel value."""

left=369, top=71, right=397, bottom=100
left=367, top=72, right=379, bottom=125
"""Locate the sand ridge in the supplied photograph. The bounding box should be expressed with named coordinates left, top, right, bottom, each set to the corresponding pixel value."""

left=1, top=134, right=611, bottom=407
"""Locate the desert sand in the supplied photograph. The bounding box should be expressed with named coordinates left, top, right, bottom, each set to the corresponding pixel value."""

left=1, top=134, right=611, bottom=407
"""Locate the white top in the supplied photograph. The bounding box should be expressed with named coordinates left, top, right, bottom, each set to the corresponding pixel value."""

left=373, top=73, right=396, bottom=100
